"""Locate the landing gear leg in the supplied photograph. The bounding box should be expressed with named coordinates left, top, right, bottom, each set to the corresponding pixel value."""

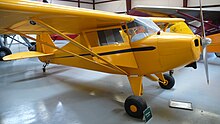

left=124, top=76, right=147, bottom=119
left=42, top=63, right=49, bottom=72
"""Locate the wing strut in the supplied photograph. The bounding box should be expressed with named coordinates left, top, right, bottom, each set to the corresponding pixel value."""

left=7, top=28, right=126, bottom=74
left=31, top=18, right=128, bottom=75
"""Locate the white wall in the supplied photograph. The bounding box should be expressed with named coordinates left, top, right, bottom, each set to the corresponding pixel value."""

left=188, top=0, right=220, bottom=6
left=96, top=0, right=126, bottom=12
left=132, top=0, right=183, bottom=7
left=95, top=0, right=220, bottom=12
left=96, top=0, right=184, bottom=12
left=51, top=0, right=93, bottom=9
left=188, top=0, right=220, bottom=10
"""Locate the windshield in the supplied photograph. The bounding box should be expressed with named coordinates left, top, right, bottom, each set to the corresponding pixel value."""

left=127, top=17, right=161, bottom=42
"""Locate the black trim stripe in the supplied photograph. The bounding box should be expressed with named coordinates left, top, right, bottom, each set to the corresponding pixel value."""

left=54, top=46, right=156, bottom=59
left=99, top=46, right=155, bottom=56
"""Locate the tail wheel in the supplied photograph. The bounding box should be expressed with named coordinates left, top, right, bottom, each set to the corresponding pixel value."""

left=159, top=74, right=175, bottom=89
left=28, top=42, right=36, bottom=51
left=0, top=46, right=12, bottom=61
left=124, top=95, right=147, bottom=119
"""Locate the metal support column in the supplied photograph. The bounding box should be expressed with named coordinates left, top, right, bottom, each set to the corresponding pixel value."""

left=126, top=0, right=131, bottom=14
left=93, top=0, right=95, bottom=10
left=183, top=0, right=188, bottom=7
left=78, top=0, right=80, bottom=7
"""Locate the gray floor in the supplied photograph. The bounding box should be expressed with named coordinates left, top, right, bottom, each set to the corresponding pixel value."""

left=1, top=44, right=220, bottom=124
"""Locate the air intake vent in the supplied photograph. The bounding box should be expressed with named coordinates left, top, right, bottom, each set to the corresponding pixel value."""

left=194, top=39, right=199, bottom=47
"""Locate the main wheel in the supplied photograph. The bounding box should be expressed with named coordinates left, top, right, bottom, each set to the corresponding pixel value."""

left=124, top=95, right=147, bottom=119
left=28, top=42, right=36, bottom=51
left=0, top=46, right=12, bottom=61
left=159, top=74, right=175, bottom=89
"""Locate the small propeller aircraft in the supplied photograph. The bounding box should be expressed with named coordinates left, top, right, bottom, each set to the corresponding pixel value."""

left=130, top=5, right=220, bottom=56
left=0, top=0, right=209, bottom=119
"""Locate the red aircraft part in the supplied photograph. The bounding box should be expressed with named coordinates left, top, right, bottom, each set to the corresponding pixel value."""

left=51, top=34, right=78, bottom=40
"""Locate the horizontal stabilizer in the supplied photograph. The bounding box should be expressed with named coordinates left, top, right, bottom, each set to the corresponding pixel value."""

left=3, top=51, right=53, bottom=61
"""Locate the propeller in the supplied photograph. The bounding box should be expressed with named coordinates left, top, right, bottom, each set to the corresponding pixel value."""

left=199, top=0, right=212, bottom=84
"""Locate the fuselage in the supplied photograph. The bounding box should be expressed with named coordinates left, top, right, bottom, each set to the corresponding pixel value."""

left=36, top=17, right=201, bottom=76
left=44, top=31, right=201, bottom=76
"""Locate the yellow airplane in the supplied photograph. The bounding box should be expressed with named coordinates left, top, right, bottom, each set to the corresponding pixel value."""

left=0, top=0, right=208, bottom=119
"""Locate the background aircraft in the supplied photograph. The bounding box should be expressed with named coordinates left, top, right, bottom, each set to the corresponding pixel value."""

left=129, top=6, right=220, bottom=57
left=0, top=0, right=209, bottom=119
left=0, top=34, right=37, bottom=60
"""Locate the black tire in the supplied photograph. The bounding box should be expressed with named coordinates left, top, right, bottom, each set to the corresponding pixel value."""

left=159, top=74, right=175, bottom=89
left=28, top=42, right=36, bottom=51
left=124, top=95, right=147, bottom=119
left=215, top=52, right=220, bottom=58
left=0, top=46, right=12, bottom=61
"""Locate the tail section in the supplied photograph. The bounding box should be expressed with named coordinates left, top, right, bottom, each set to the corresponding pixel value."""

left=36, top=32, right=56, bottom=53
left=3, top=32, right=55, bottom=61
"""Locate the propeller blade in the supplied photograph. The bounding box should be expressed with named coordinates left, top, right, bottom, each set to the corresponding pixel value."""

left=199, top=0, right=210, bottom=84
left=199, top=0, right=206, bottom=38
left=203, top=46, right=209, bottom=84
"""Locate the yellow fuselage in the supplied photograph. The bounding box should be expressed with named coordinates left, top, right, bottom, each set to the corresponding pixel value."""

left=44, top=32, right=201, bottom=76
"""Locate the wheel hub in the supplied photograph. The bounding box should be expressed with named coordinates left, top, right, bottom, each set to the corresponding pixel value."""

left=164, top=80, right=168, bottom=85
left=130, top=105, right=137, bottom=112
left=159, top=80, right=168, bottom=86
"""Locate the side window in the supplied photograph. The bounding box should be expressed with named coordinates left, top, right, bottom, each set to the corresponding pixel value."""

left=98, top=28, right=124, bottom=46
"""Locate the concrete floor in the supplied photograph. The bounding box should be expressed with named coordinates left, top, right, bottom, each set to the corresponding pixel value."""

left=1, top=44, right=220, bottom=124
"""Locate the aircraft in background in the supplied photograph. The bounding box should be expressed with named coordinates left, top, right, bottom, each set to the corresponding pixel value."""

left=0, top=34, right=37, bottom=60
left=0, top=0, right=209, bottom=119
left=129, top=6, right=220, bottom=57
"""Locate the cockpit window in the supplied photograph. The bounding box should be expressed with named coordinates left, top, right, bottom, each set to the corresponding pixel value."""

left=127, top=17, right=161, bottom=42
left=97, top=28, right=124, bottom=46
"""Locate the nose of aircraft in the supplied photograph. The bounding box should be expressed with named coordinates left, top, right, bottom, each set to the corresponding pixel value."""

left=157, top=32, right=201, bottom=71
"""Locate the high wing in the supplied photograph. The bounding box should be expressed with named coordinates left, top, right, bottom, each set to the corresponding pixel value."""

left=131, top=6, right=220, bottom=25
left=0, top=0, right=133, bottom=34
left=0, top=0, right=136, bottom=75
